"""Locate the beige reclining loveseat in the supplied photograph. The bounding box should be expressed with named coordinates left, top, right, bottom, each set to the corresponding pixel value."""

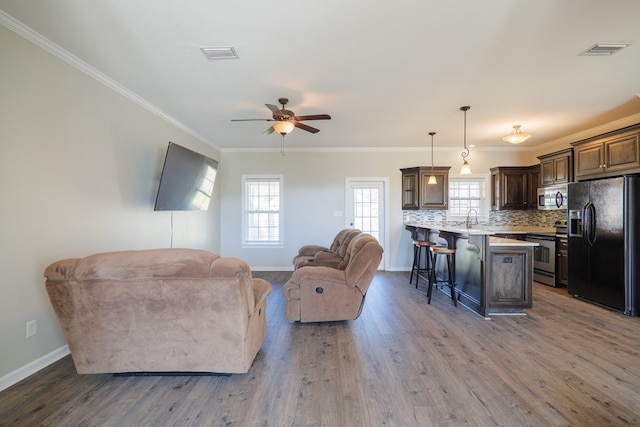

left=284, top=233, right=383, bottom=322
left=44, top=248, right=272, bottom=374
left=292, top=228, right=361, bottom=269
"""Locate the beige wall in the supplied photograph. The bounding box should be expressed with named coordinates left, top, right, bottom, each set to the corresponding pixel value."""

left=219, top=147, right=535, bottom=270
left=0, top=26, right=220, bottom=385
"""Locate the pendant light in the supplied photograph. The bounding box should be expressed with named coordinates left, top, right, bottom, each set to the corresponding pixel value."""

left=428, top=131, right=437, bottom=184
left=460, top=106, right=472, bottom=175
left=502, top=125, right=532, bottom=144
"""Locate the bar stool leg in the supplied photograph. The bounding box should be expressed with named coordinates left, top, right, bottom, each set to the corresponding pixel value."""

left=427, top=252, right=436, bottom=304
left=446, top=254, right=457, bottom=307
left=409, top=244, right=418, bottom=284
left=416, top=245, right=432, bottom=289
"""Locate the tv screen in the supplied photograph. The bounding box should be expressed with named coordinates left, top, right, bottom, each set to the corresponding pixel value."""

left=154, top=142, right=218, bottom=211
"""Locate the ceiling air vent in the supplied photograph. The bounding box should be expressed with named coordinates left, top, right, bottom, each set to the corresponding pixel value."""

left=580, top=43, right=630, bottom=56
left=200, top=47, right=238, bottom=60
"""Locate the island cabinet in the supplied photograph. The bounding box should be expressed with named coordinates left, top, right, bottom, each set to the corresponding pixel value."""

left=488, top=245, right=533, bottom=311
left=403, top=224, right=536, bottom=318
left=400, top=166, right=450, bottom=210
left=538, top=148, right=573, bottom=186
left=490, top=166, right=529, bottom=210
left=571, top=124, right=640, bottom=181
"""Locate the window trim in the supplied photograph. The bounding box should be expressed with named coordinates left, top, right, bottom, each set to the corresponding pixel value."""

left=241, top=174, right=284, bottom=248
left=447, top=173, right=490, bottom=220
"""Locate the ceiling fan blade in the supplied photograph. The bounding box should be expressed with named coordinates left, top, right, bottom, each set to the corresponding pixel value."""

left=266, top=104, right=285, bottom=118
left=263, top=126, right=275, bottom=135
left=294, top=122, right=320, bottom=134
left=294, top=114, right=331, bottom=121
left=231, top=118, right=273, bottom=122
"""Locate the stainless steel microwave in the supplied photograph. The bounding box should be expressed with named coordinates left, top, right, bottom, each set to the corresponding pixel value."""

left=537, top=184, right=568, bottom=210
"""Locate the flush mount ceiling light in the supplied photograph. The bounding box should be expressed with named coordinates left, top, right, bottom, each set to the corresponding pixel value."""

left=428, top=131, right=437, bottom=185
left=460, top=106, right=472, bottom=175
left=200, top=46, right=239, bottom=59
left=580, top=42, right=631, bottom=56
left=502, top=125, right=532, bottom=144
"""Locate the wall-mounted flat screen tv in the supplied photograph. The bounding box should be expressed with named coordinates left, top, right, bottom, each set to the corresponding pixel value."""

left=154, top=142, right=218, bottom=211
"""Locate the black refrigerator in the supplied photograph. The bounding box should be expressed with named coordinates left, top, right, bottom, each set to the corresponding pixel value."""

left=567, top=175, right=640, bottom=315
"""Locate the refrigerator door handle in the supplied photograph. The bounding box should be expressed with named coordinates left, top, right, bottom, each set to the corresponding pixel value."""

left=583, top=202, right=597, bottom=246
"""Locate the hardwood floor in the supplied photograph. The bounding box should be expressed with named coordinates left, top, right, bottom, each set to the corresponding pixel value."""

left=2, top=271, right=640, bottom=426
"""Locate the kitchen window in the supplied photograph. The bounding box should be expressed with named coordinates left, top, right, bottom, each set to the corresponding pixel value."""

left=242, top=175, right=284, bottom=247
left=448, top=175, right=489, bottom=218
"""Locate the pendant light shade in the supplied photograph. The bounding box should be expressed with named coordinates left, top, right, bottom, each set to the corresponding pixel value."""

left=502, top=125, right=532, bottom=144
left=460, top=106, right=472, bottom=175
left=428, top=131, right=437, bottom=185
left=272, top=120, right=295, bottom=135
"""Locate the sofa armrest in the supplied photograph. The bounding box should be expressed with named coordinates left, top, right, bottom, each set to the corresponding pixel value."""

left=290, top=265, right=346, bottom=285
left=313, top=251, right=341, bottom=264
left=297, top=244, right=329, bottom=256
left=252, top=278, right=272, bottom=312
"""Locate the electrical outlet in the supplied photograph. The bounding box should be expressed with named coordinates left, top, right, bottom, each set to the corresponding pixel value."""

left=26, top=320, right=37, bottom=338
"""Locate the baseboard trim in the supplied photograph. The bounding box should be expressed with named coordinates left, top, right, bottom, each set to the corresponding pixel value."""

left=0, top=345, right=70, bottom=392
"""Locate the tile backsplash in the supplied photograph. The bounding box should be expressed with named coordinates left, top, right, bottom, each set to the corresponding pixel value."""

left=403, top=209, right=566, bottom=228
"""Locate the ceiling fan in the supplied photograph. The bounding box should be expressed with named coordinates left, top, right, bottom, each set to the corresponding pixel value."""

left=231, top=98, right=331, bottom=136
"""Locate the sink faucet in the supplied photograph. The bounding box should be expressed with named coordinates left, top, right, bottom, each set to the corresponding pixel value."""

left=466, top=209, right=478, bottom=229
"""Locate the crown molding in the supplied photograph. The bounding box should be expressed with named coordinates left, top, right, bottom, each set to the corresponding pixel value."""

left=0, top=11, right=217, bottom=149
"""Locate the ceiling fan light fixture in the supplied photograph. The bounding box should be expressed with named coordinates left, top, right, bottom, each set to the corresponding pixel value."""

left=459, top=106, right=472, bottom=175
left=502, top=125, right=532, bottom=144
left=272, top=120, right=295, bottom=135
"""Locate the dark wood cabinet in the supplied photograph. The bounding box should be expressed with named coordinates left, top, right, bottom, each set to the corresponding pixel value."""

left=538, top=148, right=573, bottom=186
left=488, top=245, right=533, bottom=310
left=401, top=168, right=419, bottom=209
left=490, top=167, right=529, bottom=210
left=572, top=125, right=640, bottom=180
left=527, top=164, right=540, bottom=209
left=556, top=237, right=568, bottom=287
left=400, top=166, right=450, bottom=210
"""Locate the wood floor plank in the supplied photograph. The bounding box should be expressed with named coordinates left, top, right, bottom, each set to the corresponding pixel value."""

left=2, top=271, right=640, bottom=426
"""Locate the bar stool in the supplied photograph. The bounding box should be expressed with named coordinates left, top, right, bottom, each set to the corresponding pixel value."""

left=409, top=240, right=437, bottom=288
left=428, top=246, right=458, bottom=306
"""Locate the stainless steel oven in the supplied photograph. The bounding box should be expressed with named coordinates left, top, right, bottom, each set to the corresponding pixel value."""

left=526, top=234, right=556, bottom=286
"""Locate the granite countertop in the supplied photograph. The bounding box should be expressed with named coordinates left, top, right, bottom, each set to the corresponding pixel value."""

left=489, top=236, right=538, bottom=247
left=404, top=222, right=555, bottom=236
left=404, top=222, right=493, bottom=235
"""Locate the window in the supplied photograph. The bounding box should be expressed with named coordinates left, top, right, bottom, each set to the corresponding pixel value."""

left=448, top=175, right=489, bottom=218
left=242, top=175, right=284, bottom=246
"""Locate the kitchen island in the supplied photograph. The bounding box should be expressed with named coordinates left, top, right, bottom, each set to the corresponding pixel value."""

left=405, top=223, right=538, bottom=318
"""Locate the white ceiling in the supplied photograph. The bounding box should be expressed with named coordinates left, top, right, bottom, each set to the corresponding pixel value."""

left=2, top=0, right=640, bottom=151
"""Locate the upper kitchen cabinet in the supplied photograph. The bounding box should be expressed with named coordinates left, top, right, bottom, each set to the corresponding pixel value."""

left=538, top=148, right=573, bottom=186
left=526, top=164, right=541, bottom=209
left=572, top=124, right=640, bottom=181
left=490, top=166, right=529, bottom=210
left=400, top=166, right=451, bottom=210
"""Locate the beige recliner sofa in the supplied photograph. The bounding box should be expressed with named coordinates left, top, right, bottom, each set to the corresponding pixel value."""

left=44, top=248, right=272, bottom=375
left=293, top=228, right=361, bottom=269
left=284, top=233, right=383, bottom=322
